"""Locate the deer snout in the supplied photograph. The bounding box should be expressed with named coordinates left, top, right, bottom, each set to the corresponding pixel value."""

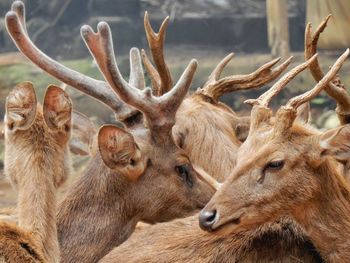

left=199, top=209, right=218, bottom=231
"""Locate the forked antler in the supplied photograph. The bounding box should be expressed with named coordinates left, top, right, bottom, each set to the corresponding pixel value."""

left=273, top=49, right=350, bottom=133
left=81, top=22, right=197, bottom=136
left=198, top=54, right=293, bottom=102
left=142, top=12, right=173, bottom=96
left=5, top=1, right=141, bottom=124
left=305, top=15, right=350, bottom=124
left=286, top=49, right=349, bottom=109
left=245, top=54, right=318, bottom=107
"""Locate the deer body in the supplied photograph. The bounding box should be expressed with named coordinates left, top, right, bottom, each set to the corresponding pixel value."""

left=2, top=83, right=72, bottom=263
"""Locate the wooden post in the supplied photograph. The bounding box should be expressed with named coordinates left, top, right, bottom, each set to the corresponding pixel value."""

left=266, top=0, right=290, bottom=58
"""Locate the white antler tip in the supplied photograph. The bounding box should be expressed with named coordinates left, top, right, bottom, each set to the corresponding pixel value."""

left=5, top=11, right=17, bottom=22
left=190, top=59, right=198, bottom=67
left=97, top=21, right=110, bottom=35
left=12, top=1, right=24, bottom=11
left=80, top=25, right=94, bottom=38
left=130, top=47, right=139, bottom=54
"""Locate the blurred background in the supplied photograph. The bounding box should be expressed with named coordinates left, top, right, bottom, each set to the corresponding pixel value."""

left=0, top=0, right=349, bottom=206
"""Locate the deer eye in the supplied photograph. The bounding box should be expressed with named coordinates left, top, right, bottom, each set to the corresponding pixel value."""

left=265, top=160, right=285, bottom=171
left=175, top=164, right=193, bottom=188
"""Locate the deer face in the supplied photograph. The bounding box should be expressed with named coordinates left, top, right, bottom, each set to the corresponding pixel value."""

left=98, top=125, right=215, bottom=223
left=200, top=120, right=350, bottom=233
left=4, top=82, right=72, bottom=189
left=199, top=122, right=315, bottom=232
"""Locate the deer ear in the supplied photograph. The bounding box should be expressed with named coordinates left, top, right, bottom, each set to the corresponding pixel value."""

left=43, top=85, right=72, bottom=131
left=5, top=81, right=37, bottom=131
left=234, top=117, right=250, bottom=143
left=296, top=102, right=311, bottom=124
left=318, top=125, right=350, bottom=161
left=69, top=111, right=97, bottom=156
left=98, top=125, right=145, bottom=181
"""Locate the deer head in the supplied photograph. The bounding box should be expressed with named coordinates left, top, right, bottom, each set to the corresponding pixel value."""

left=140, top=12, right=292, bottom=181
left=199, top=49, right=349, bottom=233
left=79, top=19, right=215, bottom=220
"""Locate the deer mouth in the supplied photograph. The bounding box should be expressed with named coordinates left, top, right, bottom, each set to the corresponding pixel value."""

left=211, top=211, right=245, bottom=232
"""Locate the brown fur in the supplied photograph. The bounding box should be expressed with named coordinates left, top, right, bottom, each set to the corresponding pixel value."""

left=57, top=125, right=214, bottom=262
left=174, top=93, right=250, bottom=182
left=56, top=96, right=216, bottom=262
left=100, top=215, right=322, bottom=263
left=100, top=121, right=322, bottom=262
left=0, top=222, right=44, bottom=263
left=204, top=108, right=350, bottom=262
left=3, top=83, right=72, bottom=263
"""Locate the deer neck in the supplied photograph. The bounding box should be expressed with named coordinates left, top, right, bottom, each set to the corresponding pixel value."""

left=57, top=153, right=140, bottom=262
left=293, top=160, right=350, bottom=262
left=12, top=133, right=64, bottom=263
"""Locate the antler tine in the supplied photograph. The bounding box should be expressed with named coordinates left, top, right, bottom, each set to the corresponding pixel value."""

left=141, top=49, right=161, bottom=94
left=305, top=15, right=350, bottom=124
left=81, top=21, right=197, bottom=133
left=237, top=56, right=293, bottom=89
left=201, top=56, right=292, bottom=101
left=144, top=12, right=173, bottom=96
left=245, top=54, right=317, bottom=107
left=129, top=48, right=145, bottom=89
left=203, top=52, right=235, bottom=87
left=5, top=1, right=131, bottom=115
left=11, top=1, right=27, bottom=34
left=286, top=49, right=349, bottom=109
left=304, top=14, right=331, bottom=80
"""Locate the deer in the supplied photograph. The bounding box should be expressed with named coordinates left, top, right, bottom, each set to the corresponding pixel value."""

left=140, top=12, right=293, bottom=181
left=5, top=1, right=291, bottom=183
left=199, top=48, right=350, bottom=262
left=99, top=55, right=334, bottom=263
left=5, top=2, right=321, bottom=261
left=4, top=2, right=218, bottom=262
left=2, top=82, right=72, bottom=262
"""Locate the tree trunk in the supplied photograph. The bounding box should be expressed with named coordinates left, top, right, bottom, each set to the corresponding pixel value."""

left=266, top=0, right=290, bottom=58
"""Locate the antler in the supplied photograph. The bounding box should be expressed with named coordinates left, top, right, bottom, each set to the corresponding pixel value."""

left=81, top=22, right=197, bottom=137
left=286, top=49, right=349, bottom=109
left=273, top=49, right=349, bottom=134
left=5, top=1, right=141, bottom=124
left=142, top=12, right=173, bottom=96
left=245, top=54, right=318, bottom=107
left=199, top=54, right=293, bottom=102
left=244, top=54, right=317, bottom=133
left=305, top=15, right=350, bottom=124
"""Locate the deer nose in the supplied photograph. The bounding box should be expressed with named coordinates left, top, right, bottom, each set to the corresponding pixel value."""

left=199, top=209, right=217, bottom=231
